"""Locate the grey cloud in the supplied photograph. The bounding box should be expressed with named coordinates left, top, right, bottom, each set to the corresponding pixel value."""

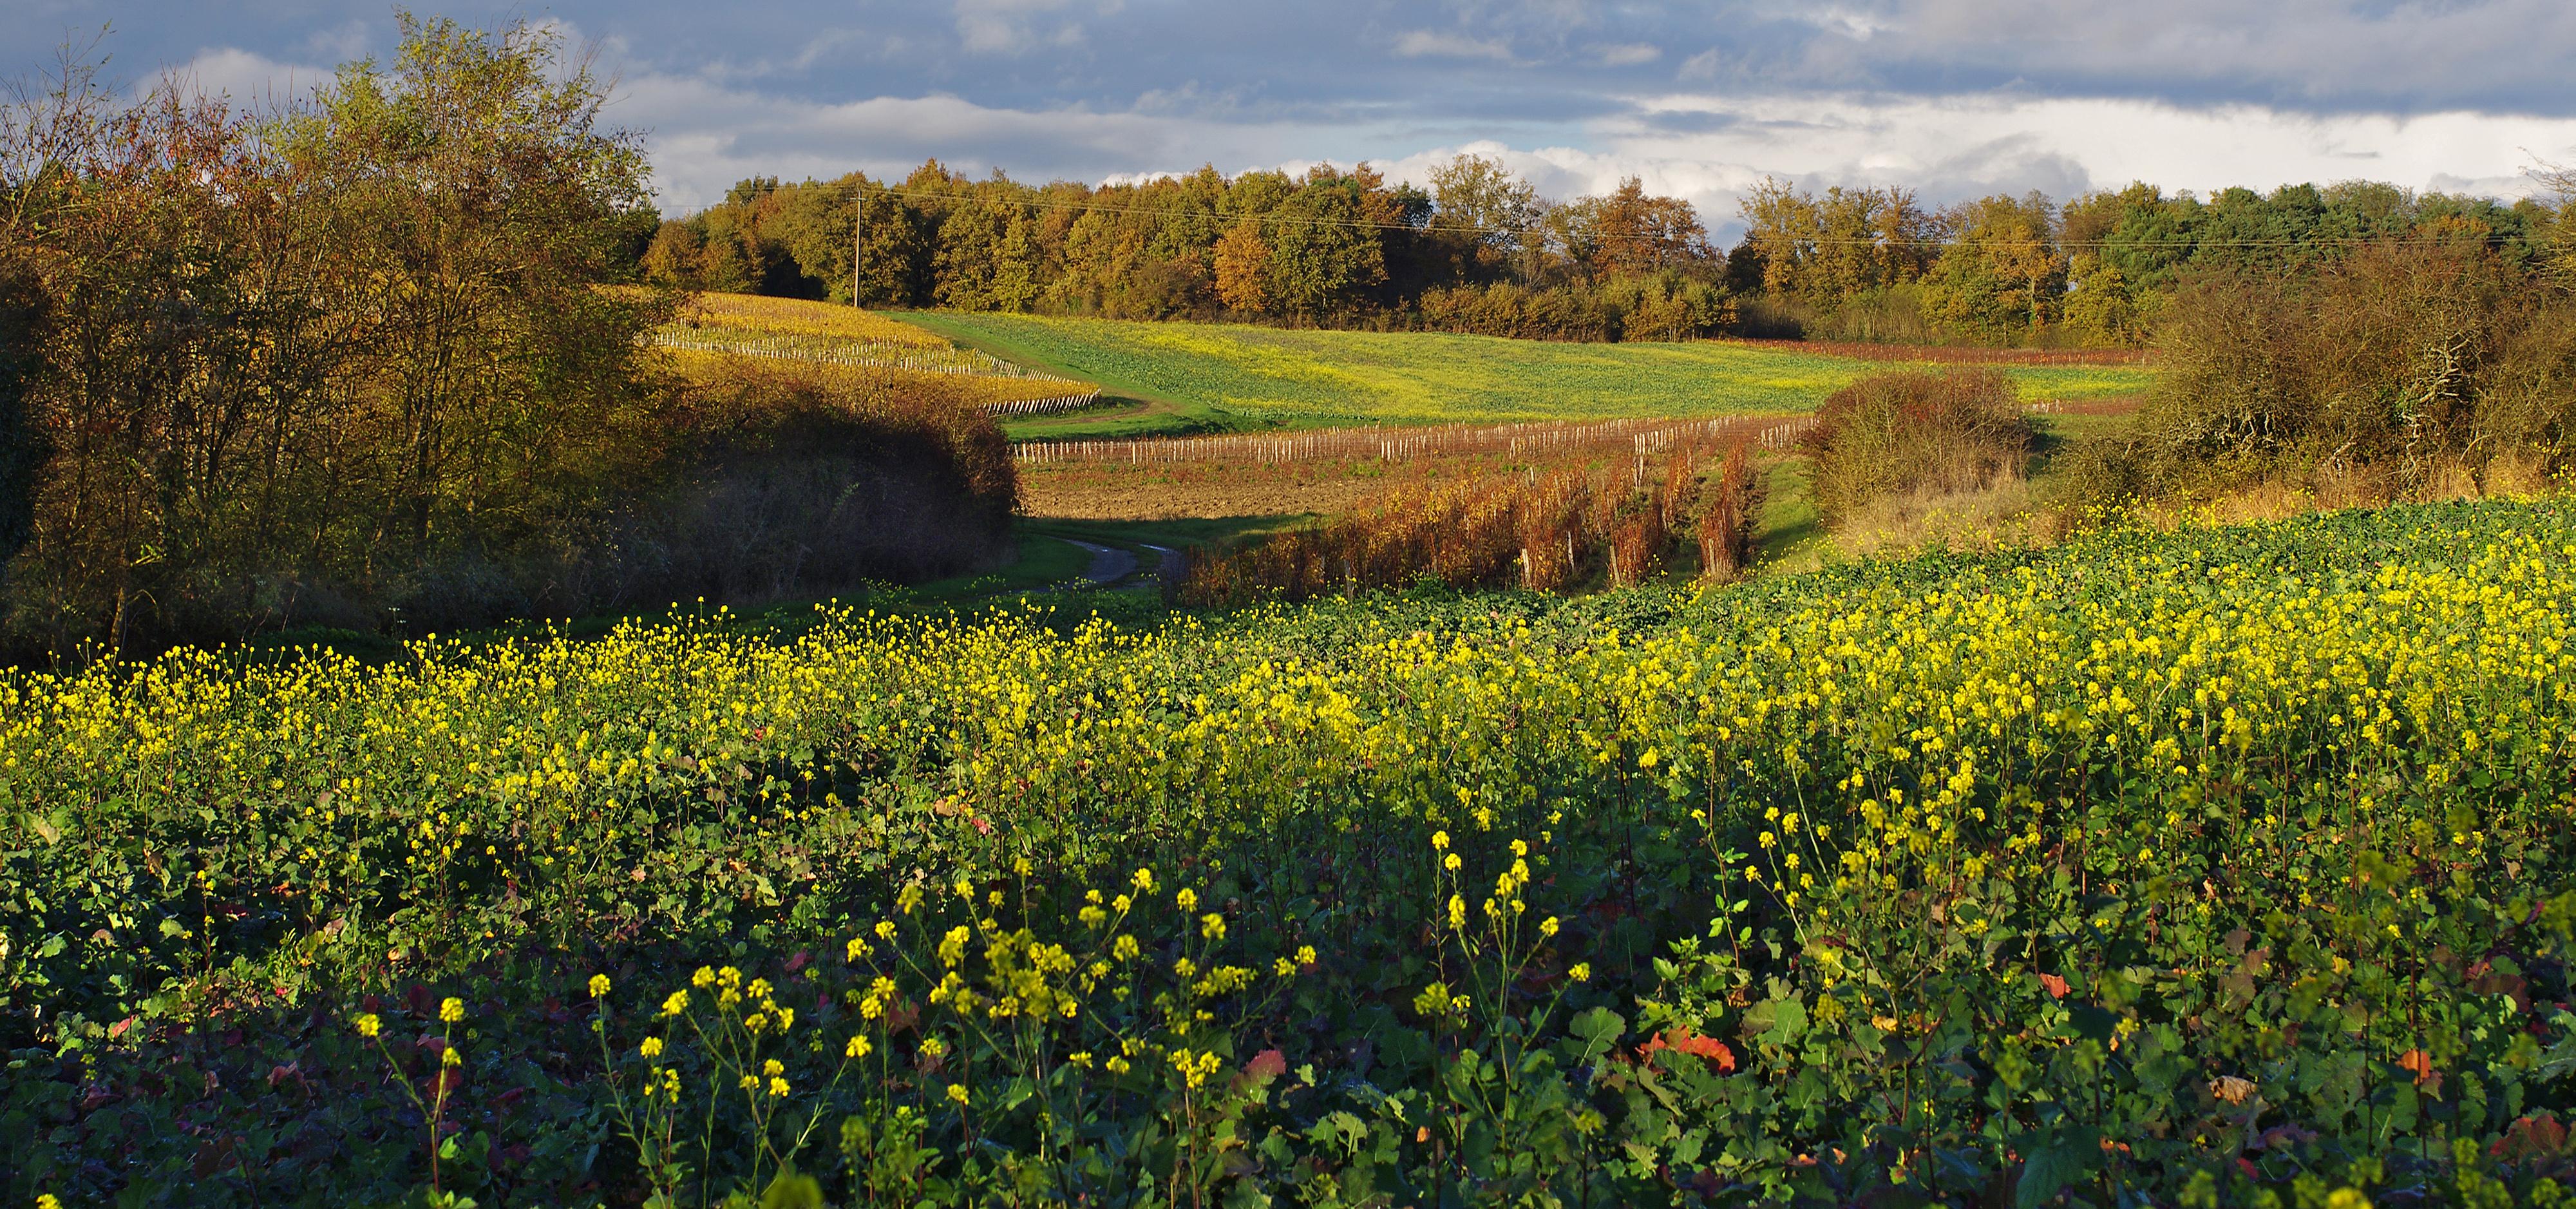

left=23, top=0, right=2573, bottom=216
left=28, top=0, right=2576, bottom=122
left=1593, top=43, right=1661, bottom=67
left=1393, top=30, right=1518, bottom=61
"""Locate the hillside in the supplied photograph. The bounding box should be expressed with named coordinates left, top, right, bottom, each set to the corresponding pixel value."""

left=900, top=310, right=2155, bottom=437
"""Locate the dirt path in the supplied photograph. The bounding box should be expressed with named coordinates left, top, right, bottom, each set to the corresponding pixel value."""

left=1065, top=540, right=1138, bottom=585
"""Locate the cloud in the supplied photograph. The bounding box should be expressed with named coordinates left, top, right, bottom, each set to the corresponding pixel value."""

left=613, top=56, right=2576, bottom=225
left=953, top=0, right=1110, bottom=55
left=299, top=19, right=372, bottom=64
left=1742, top=0, right=2576, bottom=115
left=164, top=48, right=330, bottom=108
left=51, top=1, right=2576, bottom=224
left=1393, top=30, right=1518, bottom=61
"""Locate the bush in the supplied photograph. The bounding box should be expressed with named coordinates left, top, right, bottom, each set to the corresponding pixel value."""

left=2090, top=240, right=2575, bottom=502
left=1801, top=368, right=2032, bottom=525
left=2479, top=300, right=2576, bottom=461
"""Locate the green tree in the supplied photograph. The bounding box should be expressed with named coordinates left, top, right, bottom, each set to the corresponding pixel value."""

left=281, top=14, right=663, bottom=558
left=1918, top=193, right=2063, bottom=343
left=1428, top=153, right=1542, bottom=280
left=1265, top=166, right=1385, bottom=318
left=852, top=180, right=929, bottom=306
left=1736, top=178, right=1934, bottom=314
left=990, top=209, right=1043, bottom=312
left=2061, top=252, right=2151, bottom=347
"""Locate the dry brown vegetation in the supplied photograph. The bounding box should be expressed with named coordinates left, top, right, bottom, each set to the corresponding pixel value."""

left=1173, top=433, right=1762, bottom=604
left=1016, top=415, right=1795, bottom=520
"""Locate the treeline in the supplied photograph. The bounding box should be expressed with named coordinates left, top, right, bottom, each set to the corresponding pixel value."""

left=651, top=158, right=2570, bottom=348
left=1741, top=178, right=2562, bottom=347
left=645, top=158, right=1734, bottom=342
left=0, top=22, right=1013, bottom=656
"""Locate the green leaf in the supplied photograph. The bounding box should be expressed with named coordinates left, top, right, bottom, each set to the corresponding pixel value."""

left=1742, top=996, right=1807, bottom=1045
left=759, top=1171, right=824, bottom=1209
left=2015, top=1128, right=2100, bottom=1208
left=1568, top=1006, right=1626, bottom=1060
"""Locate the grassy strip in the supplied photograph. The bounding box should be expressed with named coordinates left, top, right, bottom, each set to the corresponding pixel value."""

left=896, top=311, right=2157, bottom=435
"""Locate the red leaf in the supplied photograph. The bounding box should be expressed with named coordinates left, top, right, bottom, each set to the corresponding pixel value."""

left=1244, top=1049, right=1287, bottom=1081
left=1641, top=1029, right=1737, bottom=1072
left=2399, top=1049, right=2438, bottom=1089
left=1672, top=1032, right=1737, bottom=1072
left=2038, top=973, right=2070, bottom=1000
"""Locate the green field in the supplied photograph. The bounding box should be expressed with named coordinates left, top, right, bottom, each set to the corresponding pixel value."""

left=897, top=311, right=2156, bottom=437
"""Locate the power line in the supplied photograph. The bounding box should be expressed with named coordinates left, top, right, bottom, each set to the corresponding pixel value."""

left=838, top=182, right=2541, bottom=251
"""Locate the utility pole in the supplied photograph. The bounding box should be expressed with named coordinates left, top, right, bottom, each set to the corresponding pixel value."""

left=851, top=182, right=865, bottom=308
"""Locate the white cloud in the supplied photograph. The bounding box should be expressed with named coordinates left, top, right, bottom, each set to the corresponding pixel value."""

left=612, top=70, right=1325, bottom=210
left=1359, top=95, right=2576, bottom=240
left=1393, top=30, right=1517, bottom=61
left=299, top=19, right=372, bottom=64
left=1795, top=6, right=1890, bottom=41
left=165, top=48, right=330, bottom=108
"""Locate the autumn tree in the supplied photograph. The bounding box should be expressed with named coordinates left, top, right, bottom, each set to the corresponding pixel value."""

left=2539, top=160, right=2576, bottom=283
left=1213, top=218, right=1272, bottom=314
left=0, top=50, right=377, bottom=647
left=1580, top=177, right=1710, bottom=277
left=3, top=19, right=669, bottom=651
left=1919, top=192, right=2065, bottom=341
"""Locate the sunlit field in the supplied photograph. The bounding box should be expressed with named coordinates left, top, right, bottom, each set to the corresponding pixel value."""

left=902, top=311, right=2155, bottom=429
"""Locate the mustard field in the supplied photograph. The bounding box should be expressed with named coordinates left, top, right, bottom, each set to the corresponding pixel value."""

left=4, top=499, right=2575, bottom=1206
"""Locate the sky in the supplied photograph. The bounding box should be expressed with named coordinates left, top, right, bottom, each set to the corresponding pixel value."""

left=9, top=0, right=2576, bottom=236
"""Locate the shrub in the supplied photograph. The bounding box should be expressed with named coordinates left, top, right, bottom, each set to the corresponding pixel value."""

left=1801, top=367, right=2032, bottom=525
left=2479, top=300, right=2576, bottom=462
left=2092, top=240, right=2575, bottom=502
